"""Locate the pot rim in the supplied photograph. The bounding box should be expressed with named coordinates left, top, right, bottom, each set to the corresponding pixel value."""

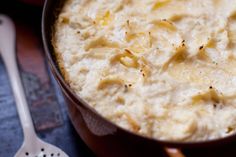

left=41, top=0, right=236, bottom=148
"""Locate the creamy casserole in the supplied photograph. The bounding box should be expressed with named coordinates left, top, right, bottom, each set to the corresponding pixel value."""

left=53, top=0, right=236, bottom=141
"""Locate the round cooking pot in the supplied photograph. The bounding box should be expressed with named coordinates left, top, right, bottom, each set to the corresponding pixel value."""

left=42, top=0, right=236, bottom=157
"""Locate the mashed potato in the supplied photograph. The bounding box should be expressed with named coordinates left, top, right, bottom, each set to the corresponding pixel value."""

left=53, top=0, right=236, bottom=141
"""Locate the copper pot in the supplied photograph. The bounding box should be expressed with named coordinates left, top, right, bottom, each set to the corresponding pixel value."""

left=42, top=0, right=236, bottom=156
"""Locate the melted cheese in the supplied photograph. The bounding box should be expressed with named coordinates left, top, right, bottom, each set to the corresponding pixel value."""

left=53, top=0, right=236, bottom=141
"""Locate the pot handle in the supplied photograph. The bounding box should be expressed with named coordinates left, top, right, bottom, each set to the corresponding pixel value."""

left=165, top=148, right=186, bottom=157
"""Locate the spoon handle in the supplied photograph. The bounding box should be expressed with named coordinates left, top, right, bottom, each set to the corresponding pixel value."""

left=0, top=15, right=36, bottom=140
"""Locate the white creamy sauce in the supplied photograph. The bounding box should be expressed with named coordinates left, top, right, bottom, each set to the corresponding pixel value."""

left=53, top=0, right=236, bottom=141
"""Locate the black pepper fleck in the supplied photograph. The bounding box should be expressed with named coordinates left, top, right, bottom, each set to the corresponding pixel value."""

left=124, top=85, right=128, bottom=92
left=127, top=20, right=130, bottom=26
left=199, top=45, right=204, bottom=50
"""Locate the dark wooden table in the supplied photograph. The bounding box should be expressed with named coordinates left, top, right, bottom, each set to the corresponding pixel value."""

left=0, top=1, right=94, bottom=157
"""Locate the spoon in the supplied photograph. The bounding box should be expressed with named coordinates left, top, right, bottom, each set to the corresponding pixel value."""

left=0, top=15, right=69, bottom=157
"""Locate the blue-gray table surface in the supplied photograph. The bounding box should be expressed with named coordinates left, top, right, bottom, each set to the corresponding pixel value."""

left=0, top=59, right=93, bottom=157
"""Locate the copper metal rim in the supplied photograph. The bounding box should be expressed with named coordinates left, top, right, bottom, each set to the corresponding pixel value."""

left=41, top=0, right=236, bottom=149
